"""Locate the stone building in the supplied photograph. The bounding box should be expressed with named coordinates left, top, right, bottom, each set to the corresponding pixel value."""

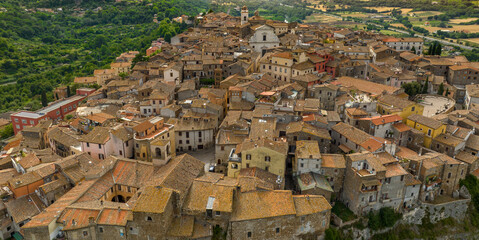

left=227, top=138, right=288, bottom=179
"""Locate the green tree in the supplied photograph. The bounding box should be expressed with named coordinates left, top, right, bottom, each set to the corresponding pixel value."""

left=325, top=228, right=342, bottom=240
left=67, top=85, right=71, bottom=97
left=436, top=42, right=442, bottom=55
left=438, top=82, right=445, bottom=95
left=0, top=124, right=14, bottom=139
left=411, top=46, right=416, bottom=55
left=402, top=82, right=423, bottom=97
left=41, top=91, right=48, bottom=107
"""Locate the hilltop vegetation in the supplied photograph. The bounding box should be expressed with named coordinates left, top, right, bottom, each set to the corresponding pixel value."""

left=0, top=0, right=208, bottom=112
left=211, top=0, right=313, bottom=23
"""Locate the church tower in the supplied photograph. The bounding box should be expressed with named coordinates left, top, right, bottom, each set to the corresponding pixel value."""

left=241, top=5, right=248, bottom=25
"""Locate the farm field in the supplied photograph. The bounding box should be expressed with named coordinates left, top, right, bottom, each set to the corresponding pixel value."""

left=304, top=13, right=340, bottom=23
left=449, top=18, right=478, bottom=24
left=465, top=38, right=479, bottom=44
left=421, top=24, right=479, bottom=33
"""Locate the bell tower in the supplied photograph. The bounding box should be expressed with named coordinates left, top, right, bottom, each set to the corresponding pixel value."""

left=241, top=5, right=248, bottom=25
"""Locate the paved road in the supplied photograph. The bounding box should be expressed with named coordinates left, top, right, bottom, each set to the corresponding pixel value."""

left=310, top=10, right=476, bottom=50
left=178, top=147, right=215, bottom=172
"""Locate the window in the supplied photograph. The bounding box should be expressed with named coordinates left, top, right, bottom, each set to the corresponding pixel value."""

left=276, top=227, right=280, bottom=233
left=86, top=142, right=90, bottom=147
left=98, top=144, right=102, bottom=149
left=246, top=154, right=251, bottom=160
left=248, top=232, right=252, bottom=238
left=265, top=166, right=269, bottom=171
left=83, top=231, right=89, bottom=236
left=146, top=216, right=153, bottom=221
left=265, top=156, right=271, bottom=162
left=199, top=132, right=202, bottom=137
left=22, top=119, right=27, bottom=124
left=263, top=35, right=267, bottom=41
left=99, top=227, right=104, bottom=233
left=427, top=129, right=432, bottom=136
left=186, top=132, right=190, bottom=138
left=448, top=172, right=452, bottom=178
left=215, top=211, right=221, bottom=216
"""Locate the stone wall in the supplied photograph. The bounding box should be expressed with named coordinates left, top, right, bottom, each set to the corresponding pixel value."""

left=403, top=186, right=471, bottom=225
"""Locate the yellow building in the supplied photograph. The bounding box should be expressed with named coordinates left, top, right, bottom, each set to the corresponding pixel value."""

left=377, top=94, right=424, bottom=121
left=406, top=114, right=446, bottom=148
left=227, top=139, right=288, bottom=179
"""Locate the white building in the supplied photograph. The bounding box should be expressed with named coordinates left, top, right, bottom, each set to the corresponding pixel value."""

left=383, top=37, right=424, bottom=55
left=249, top=25, right=280, bottom=54
left=295, top=140, right=322, bottom=175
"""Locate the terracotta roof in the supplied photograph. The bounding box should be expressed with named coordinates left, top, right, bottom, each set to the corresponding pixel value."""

left=385, top=163, right=408, bottom=178
left=293, top=195, right=331, bottom=216
left=408, top=114, right=444, bottom=129
left=332, top=77, right=400, bottom=96
left=236, top=138, right=288, bottom=156
left=466, top=134, right=479, bottom=151
left=346, top=108, right=367, bottom=117
left=455, top=151, right=478, bottom=165
left=85, top=112, right=115, bottom=124
left=80, top=126, right=111, bottom=144
left=58, top=208, right=100, bottom=230
left=22, top=179, right=97, bottom=229
left=133, top=186, right=174, bottom=213
left=378, top=94, right=415, bottom=109
left=362, top=115, right=402, bottom=126
left=295, top=140, right=321, bottom=159
left=404, top=173, right=421, bottom=186
left=148, top=154, right=205, bottom=204
left=297, top=172, right=333, bottom=193
left=238, top=167, right=280, bottom=190
left=5, top=194, right=45, bottom=224
left=286, top=121, right=331, bottom=140
left=272, top=52, right=293, bottom=59
left=332, top=122, right=372, bottom=146
left=230, top=190, right=296, bottom=221
left=18, top=153, right=41, bottom=170
left=8, top=171, right=42, bottom=189
left=183, top=179, right=235, bottom=214
left=393, top=123, right=411, bottom=132
left=96, top=208, right=132, bottom=226
left=321, top=154, right=346, bottom=169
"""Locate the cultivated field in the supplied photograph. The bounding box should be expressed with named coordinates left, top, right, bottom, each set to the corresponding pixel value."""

left=422, top=24, right=479, bottom=33
left=449, top=18, right=478, bottom=24
left=465, top=38, right=479, bottom=44
left=304, top=13, right=340, bottom=23
left=365, top=6, right=396, bottom=12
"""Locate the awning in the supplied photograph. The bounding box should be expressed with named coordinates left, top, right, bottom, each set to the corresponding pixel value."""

left=338, top=144, right=352, bottom=153
left=12, top=232, right=23, bottom=240
left=363, top=179, right=381, bottom=187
